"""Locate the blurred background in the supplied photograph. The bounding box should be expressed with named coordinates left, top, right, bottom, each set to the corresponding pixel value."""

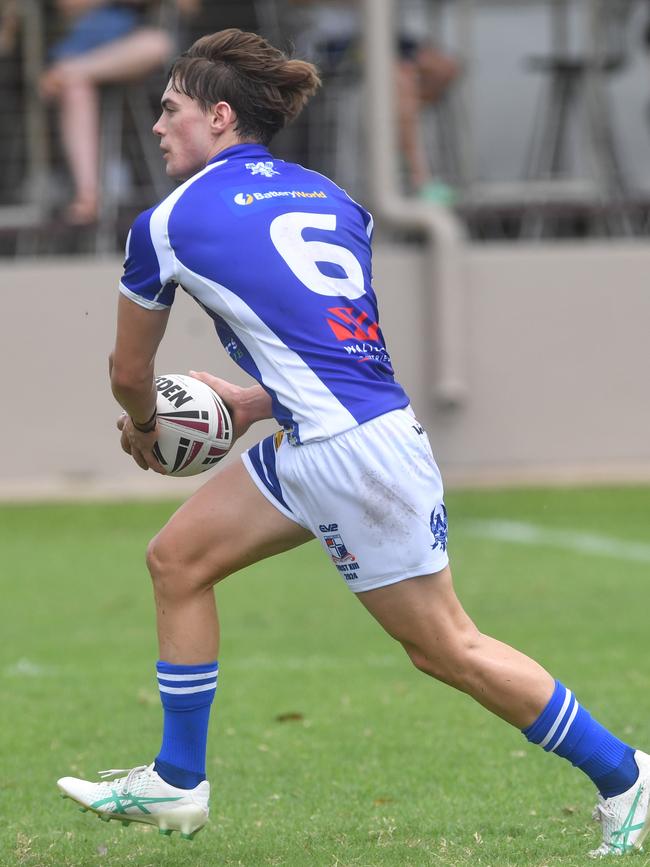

left=1, top=0, right=649, bottom=498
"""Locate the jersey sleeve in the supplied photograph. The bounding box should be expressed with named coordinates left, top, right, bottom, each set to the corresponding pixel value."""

left=119, top=207, right=178, bottom=309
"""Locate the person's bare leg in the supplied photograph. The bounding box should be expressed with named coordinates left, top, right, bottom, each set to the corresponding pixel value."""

left=58, top=76, right=100, bottom=223
left=357, top=566, right=554, bottom=728
left=60, top=29, right=174, bottom=86
left=395, top=60, right=431, bottom=191
left=146, top=459, right=313, bottom=663
left=56, top=459, right=309, bottom=824
left=41, top=29, right=173, bottom=223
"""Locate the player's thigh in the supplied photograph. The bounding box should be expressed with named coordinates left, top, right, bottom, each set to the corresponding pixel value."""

left=355, top=566, right=477, bottom=651
left=152, top=457, right=313, bottom=582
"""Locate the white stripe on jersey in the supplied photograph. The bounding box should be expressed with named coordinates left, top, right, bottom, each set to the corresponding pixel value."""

left=174, top=261, right=358, bottom=441
left=148, top=159, right=227, bottom=289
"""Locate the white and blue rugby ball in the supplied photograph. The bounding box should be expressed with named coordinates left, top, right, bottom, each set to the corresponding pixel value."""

left=153, top=374, right=233, bottom=477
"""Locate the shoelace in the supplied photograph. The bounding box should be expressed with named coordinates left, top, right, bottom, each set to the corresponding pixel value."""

left=593, top=802, right=615, bottom=822
left=98, top=765, right=149, bottom=795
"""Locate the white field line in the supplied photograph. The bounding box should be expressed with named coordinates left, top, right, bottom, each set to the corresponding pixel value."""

left=461, top=520, right=650, bottom=564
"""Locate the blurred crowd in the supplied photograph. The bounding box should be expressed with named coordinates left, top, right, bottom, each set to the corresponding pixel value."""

left=1, top=0, right=650, bottom=254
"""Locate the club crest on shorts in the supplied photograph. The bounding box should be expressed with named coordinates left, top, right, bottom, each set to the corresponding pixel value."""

left=430, top=503, right=448, bottom=552
left=324, top=533, right=355, bottom=564
left=319, top=523, right=360, bottom=580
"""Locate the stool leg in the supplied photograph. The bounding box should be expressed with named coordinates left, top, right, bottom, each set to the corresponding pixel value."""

left=583, top=72, right=634, bottom=236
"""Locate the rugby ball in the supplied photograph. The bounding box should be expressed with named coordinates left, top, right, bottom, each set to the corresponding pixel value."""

left=153, top=374, right=233, bottom=477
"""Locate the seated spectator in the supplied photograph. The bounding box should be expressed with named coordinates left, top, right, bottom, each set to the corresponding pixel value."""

left=40, top=0, right=199, bottom=225
left=292, top=0, right=459, bottom=197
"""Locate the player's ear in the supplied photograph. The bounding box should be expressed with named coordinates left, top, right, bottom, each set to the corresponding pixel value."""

left=211, top=101, right=236, bottom=134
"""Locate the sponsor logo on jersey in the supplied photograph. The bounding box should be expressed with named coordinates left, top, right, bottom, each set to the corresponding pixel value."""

left=224, top=337, right=244, bottom=360
left=325, top=307, right=392, bottom=364
left=430, top=503, right=448, bottom=552
left=326, top=306, right=380, bottom=342
left=245, top=160, right=280, bottom=177
left=342, top=344, right=392, bottom=364
left=233, top=189, right=327, bottom=205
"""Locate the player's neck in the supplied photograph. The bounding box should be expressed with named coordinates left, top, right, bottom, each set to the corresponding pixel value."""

left=207, top=132, right=261, bottom=164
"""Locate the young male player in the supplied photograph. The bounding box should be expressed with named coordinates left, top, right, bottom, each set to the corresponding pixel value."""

left=57, top=29, right=650, bottom=856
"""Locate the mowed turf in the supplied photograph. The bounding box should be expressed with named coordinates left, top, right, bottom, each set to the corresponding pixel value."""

left=2, top=486, right=650, bottom=867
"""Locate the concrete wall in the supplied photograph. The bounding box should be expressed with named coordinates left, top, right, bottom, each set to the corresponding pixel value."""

left=1, top=241, right=649, bottom=499
left=377, top=241, right=650, bottom=485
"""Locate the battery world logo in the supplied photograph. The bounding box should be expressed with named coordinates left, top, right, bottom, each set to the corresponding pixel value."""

left=234, top=190, right=327, bottom=206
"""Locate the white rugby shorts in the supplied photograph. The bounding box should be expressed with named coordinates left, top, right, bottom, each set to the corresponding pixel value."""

left=241, top=408, right=449, bottom=593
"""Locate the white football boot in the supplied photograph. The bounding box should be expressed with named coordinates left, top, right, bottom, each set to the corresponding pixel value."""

left=57, top=763, right=209, bottom=839
left=589, top=750, right=650, bottom=857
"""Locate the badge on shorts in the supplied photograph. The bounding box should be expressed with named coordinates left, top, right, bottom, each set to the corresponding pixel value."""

left=325, top=533, right=355, bottom=564
left=320, top=523, right=361, bottom=579
left=430, top=503, right=448, bottom=552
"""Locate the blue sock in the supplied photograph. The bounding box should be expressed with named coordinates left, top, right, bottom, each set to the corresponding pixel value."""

left=153, top=660, right=218, bottom=790
left=523, top=680, right=638, bottom=798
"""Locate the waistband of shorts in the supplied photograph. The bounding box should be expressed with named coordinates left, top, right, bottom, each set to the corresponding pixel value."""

left=283, top=405, right=415, bottom=448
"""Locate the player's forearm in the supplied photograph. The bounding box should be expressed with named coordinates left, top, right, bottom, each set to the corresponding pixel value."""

left=110, top=356, right=157, bottom=427
left=239, top=385, right=274, bottom=428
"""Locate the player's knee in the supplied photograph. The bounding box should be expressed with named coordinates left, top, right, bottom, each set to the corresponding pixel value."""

left=405, top=630, right=482, bottom=689
left=405, top=646, right=454, bottom=682
left=146, top=533, right=220, bottom=599
left=146, top=534, right=174, bottom=592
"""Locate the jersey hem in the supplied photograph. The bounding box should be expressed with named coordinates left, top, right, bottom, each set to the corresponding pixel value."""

left=119, top=283, right=170, bottom=311
left=287, top=402, right=414, bottom=447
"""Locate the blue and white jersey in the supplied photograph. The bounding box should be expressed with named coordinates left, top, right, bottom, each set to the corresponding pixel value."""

left=120, top=143, right=410, bottom=443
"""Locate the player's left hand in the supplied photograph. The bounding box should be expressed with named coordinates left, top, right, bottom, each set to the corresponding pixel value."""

left=188, top=371, right=268, bottom=442
left=117, top=413, right=167, bottom=474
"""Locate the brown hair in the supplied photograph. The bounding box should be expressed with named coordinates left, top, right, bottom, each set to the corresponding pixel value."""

left=168, top=29, right=321, bottom=145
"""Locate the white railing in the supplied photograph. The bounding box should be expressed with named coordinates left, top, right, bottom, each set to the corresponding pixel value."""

left=361, top=0, right=468, bottom=408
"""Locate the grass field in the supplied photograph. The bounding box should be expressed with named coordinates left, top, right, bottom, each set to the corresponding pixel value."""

left=2, top=486, right=650, bottom=867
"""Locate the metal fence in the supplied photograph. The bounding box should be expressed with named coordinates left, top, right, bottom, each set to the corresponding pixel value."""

left=1, top=0, right=649, bottom=256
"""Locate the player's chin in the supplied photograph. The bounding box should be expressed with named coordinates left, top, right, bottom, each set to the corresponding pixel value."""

left=162, top=157, right=184, bottom=180
left=162, top=154, right=180, bottom=179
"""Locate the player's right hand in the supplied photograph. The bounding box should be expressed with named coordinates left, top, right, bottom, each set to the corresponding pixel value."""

left=117, top=413, right=167, bottom=474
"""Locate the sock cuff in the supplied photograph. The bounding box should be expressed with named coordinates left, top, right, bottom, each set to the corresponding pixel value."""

left=156, top=660, right=218, bottom=676
left=523, top=681, right=638, bottom=798
left=156, top=660, right=218, bottom=709
left=523, top=680, right=576, bottom=750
